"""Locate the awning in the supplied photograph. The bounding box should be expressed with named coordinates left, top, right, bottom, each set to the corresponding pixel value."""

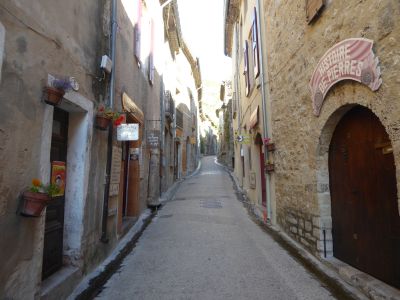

left=122, top=92, right=144, bottom=124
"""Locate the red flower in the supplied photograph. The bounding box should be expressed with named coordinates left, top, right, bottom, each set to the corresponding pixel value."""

left=113, top=115, right=125, bottom=126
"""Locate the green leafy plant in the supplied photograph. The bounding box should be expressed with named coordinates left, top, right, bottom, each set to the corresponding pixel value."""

left=97, top=104, right=125, bottom=126
left=30, top=178, right=60, bottom=197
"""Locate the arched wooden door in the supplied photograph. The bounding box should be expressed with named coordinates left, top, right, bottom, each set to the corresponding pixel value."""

left=329, top=106, right=400, bottom=289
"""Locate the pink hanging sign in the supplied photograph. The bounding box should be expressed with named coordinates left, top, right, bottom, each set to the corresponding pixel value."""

left=310, top=38, right=382, bottom=116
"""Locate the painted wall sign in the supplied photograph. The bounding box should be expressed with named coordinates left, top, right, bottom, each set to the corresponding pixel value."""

left=117, top=123, right=139, bottom=141
left=310, top=38, right=382, bottom=116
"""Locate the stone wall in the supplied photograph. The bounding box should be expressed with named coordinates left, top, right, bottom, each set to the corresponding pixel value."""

left=262, top=0, right=400, bottom=256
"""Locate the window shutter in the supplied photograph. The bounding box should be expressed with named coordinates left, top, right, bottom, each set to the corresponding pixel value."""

left=134, top=0, right=142, bottom=63
left=306, top=0, right=324, bottom=24
left=244, top=41, right=250, bottom=97
left=252, top=7, right=260, bottom=79
left=149, top=19, right=155, bottom=84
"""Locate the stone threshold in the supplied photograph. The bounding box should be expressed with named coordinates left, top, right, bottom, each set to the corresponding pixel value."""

left=40, top=266, right=81, bottom=300
left=325, top=257, right=400, bottom=300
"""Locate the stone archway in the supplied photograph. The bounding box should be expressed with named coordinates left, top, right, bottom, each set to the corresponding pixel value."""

left=316, top=104, right=400, bottom=289
left=315, top=104, right=357, bottom=257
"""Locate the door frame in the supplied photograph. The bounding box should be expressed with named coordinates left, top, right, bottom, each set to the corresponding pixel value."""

left=316, top=104, right=400, bottom=258
left=38, top=86, right=94, bottom=279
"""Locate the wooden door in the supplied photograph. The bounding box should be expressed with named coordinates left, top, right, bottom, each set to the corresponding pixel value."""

left=42, top=108, right=68, bottom=279
left=329, top=106, right=400, bottom=288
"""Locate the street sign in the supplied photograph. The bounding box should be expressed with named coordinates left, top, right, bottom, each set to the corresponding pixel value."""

left=117, top=124, right=139, bottom=141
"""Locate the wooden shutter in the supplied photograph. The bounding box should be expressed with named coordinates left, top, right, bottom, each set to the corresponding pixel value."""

left=244, top=40, right=250, bottom=96
left=149, top=19, right=155, bottom=84
left=306, top=0, right=324, bottom=24
left=252, top=7, right=260, bottom=79
left=134, top=0, right=142, bottom=63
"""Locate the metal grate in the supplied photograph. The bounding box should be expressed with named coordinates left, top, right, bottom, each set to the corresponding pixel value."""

left=200, top=199, right=222, bottom=209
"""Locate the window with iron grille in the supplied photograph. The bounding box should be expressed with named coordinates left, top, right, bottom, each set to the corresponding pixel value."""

left=176, top=109, right=183, bottom=129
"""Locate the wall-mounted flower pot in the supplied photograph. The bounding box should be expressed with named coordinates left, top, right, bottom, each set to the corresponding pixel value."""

left=20, top=191, right=50, bottom=217
left=265, top=143, right=275, bottom=152
left=43, top=86, right=65, bottom=106
left=265, top=163, right=275, bottom=173
left=95, top=115, right=111, bottom=130
left=266, top=143, right=276, bottom=152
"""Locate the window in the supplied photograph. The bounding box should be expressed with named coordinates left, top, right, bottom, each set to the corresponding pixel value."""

left=306, top=0, right=325, bottom=24
left=244, top=40, right=250, bottom=96
left=134, top=0, right=142, bottom=66
left=251, top=8, right=260, bottom=79
left=148, top=18, right=154, bottom=84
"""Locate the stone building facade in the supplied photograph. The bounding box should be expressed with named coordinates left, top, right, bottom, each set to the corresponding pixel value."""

left=0, top=0, right=199, bottom=298
left=225, top=0, right=400, bottom=292
left=224, top=0, right=272, bottom=222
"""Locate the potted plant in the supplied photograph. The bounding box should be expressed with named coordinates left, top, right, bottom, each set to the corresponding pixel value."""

left=263, top=137, right=276, bottom=152
left=43, top=77, right=74, bottom=106
left=95, top=104, right=124, bottom=130
left=265, top=160, right=275, bottom=173
left=20, top=178, right=60, bottom=217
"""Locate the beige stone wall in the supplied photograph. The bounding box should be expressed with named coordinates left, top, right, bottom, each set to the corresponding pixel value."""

left=263, top=0, right=400, bottom=254
left=230, top=0, right=268, bottom=217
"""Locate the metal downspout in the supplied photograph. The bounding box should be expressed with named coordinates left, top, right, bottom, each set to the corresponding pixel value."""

left=256, top=0, right=272, bottom=221
left=101, top=0, right=117, bottom=243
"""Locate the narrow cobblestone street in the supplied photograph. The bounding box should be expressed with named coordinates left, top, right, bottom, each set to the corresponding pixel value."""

left=96, top=156, right=340, bottom=299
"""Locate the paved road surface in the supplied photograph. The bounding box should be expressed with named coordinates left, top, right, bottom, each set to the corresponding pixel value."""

left=97, top=156, right=336, bottom=300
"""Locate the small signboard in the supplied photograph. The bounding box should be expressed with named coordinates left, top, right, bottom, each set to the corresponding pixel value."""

left=117, top=124, right=139, bottom=141
left=147, top=130, right=160, bottom=148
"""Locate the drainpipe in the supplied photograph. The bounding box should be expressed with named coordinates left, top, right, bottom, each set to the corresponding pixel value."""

left=101, top=0, right=117, bottom=243
left=256, top=0, right=272, bottom=221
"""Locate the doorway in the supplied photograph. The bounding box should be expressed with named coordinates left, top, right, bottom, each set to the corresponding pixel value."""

left=42, top=107, right=68, bottom=279
left=329, top=106, right=400, bottom=288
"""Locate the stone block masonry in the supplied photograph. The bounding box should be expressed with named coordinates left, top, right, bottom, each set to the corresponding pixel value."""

left=278, top=208, right=332, bottom=257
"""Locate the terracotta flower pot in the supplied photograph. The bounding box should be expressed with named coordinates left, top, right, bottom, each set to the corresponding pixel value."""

left=20, top=191, right=50, bottom=217
left=95, top=115, right=111, bottom=130
left=43, top=86, right=65, bottom=106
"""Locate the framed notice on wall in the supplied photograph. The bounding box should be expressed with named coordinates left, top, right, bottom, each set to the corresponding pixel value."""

left=51, top=161, right=66, bottom=197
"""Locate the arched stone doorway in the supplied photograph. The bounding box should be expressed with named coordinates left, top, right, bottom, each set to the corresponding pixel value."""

left=318, top=105, right=400, bottom=289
